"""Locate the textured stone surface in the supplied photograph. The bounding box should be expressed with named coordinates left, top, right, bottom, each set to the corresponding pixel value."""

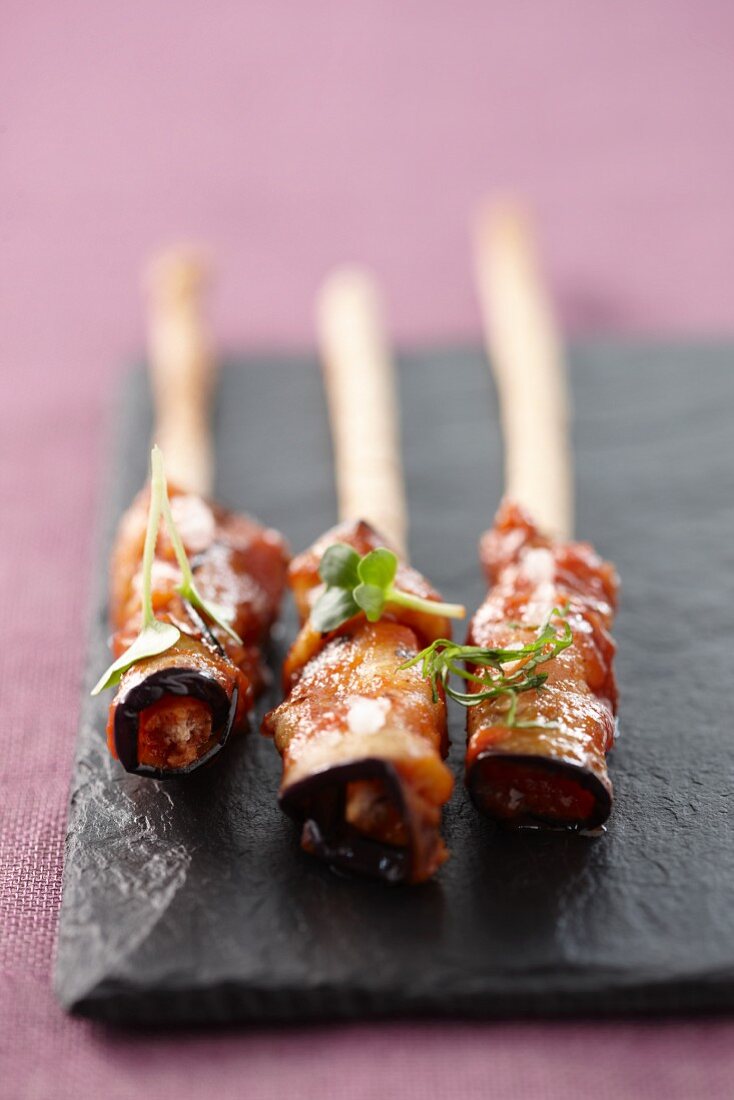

left=55, top=346, right=734, bottom=1023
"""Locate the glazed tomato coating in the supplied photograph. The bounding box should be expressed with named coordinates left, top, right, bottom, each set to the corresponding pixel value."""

left=466, top=499, right=618, bottom=827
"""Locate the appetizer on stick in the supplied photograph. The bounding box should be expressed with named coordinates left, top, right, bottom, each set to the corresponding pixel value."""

left=404, top=203, right=618, bottom=830
left=263, top=270, right=464, bottom=882
left=464, top=201, right=618, bottom=827
left=93, top=251, right=288, bottom=778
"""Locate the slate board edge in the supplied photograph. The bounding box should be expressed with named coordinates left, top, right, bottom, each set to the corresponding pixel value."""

left=53, top=371, right=143, bottom=1008
left=69, top=970, right=734, bottom=1026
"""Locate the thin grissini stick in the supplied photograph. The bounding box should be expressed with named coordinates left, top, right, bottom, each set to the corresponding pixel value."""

left=263, top=267, right=463, bottom=883
left=146, top=248, right=215, bottom=497
left=459, top=200, right=618, bottom=828
left=93, top=249, right=289, bottom=779
left=473, top=200, right=573, bottom=541
left=317, top=267, right=407, bottom=557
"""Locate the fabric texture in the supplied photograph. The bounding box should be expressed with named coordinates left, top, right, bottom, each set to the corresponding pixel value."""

left=3, top=2, right=734, bottom=1096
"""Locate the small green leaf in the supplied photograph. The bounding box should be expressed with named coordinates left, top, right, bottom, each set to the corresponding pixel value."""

left=180, top=578, right=243, bottom=644
left=309, top=542, right=463, bottom=633
left=353, top=582, right=386, bottom=622
left=399, top=609, right=573, bottom=727
left=357, top=547, right=397, bottom=588
left=311, top=586, right=360, bottom=632
left=155, top=448, right=242, bottom=645
left=91, top=620, right=181, bottom=696
left=319, top=543, right=361, bottom=588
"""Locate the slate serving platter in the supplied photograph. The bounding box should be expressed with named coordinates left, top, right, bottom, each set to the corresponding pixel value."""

left=55, top=344, right=734, bottom=1024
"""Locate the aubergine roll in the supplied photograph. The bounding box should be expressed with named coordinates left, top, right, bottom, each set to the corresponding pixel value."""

left=263, top=520, right=454, bottom=884
left=105, top=483, right=288, bottom=778
left=465, top=500, right=618, bottom=828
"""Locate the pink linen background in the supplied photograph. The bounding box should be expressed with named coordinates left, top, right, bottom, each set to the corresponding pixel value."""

left=2, top=3, right=734, bottom=1097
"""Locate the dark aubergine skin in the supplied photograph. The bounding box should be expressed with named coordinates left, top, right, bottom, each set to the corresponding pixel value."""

left=279, top=757, right=414, bottom=883
left=466, top=752, right=613, bottom=830
left=113, top=668, right=239, bottom=780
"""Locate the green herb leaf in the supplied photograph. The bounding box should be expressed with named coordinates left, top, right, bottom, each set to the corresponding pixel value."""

left=91, top=620, right=181, bottom=695
left=319, top=543, right=361, bottom=588
left=357, top=547, right=397, bottom=588
left=309, top=541, right=466, bottom=634
left=311, top=586, right=360, bottom=632
left=400, top=608, right=573, bottom=726
left=179, top=576, right=241, bottom=643
left=353, top=582, right=386, bottom=621
left=92, top=445, right=183, bottom=695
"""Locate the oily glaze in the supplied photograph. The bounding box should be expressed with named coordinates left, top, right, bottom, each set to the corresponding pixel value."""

left=106, top=484, right=288, bottom=776
left=466, top=499, right=618, bottom=827
left=264, top=519, right=453, bottom=883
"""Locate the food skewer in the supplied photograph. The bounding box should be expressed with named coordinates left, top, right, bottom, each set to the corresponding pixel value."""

left=263, top=267, right=465, bottom=883
left=92, top=249, right=288, bottom=778
left=461, top=200, right=619, bottom=827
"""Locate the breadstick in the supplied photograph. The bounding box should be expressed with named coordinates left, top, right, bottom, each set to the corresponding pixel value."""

left=146, top=247, right=215, bottom=497
left=473, top=200, right=573, bottom=539
left=316, top=266, right=408, bottom=557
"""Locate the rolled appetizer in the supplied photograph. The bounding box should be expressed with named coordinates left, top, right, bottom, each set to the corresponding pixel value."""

left=465, top=499, right=618, bottom=827
left=94, top=448, right=288, bottom=778
left=263, top=519, right=460, bottom=883
left=91, top=249, right=288, bottom=778
left=264, top=268, right=463, bottom=883
left=456, top=198, right=621, bottom=828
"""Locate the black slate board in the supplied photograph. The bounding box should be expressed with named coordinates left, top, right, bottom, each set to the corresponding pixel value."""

left=55, top=344, right=734, bottom=1024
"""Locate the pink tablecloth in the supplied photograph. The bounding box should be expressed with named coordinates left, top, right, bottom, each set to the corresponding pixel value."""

left=2, top=3, right=734, bottom=1097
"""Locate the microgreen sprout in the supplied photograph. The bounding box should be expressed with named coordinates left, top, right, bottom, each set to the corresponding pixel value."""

left=310, top=543, right=466, bottom=633
left=400, top=607, right=573, bottom=729
left=91, top=446, right=240, bottom=696
left=154, top=448, right=241, bottom=644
